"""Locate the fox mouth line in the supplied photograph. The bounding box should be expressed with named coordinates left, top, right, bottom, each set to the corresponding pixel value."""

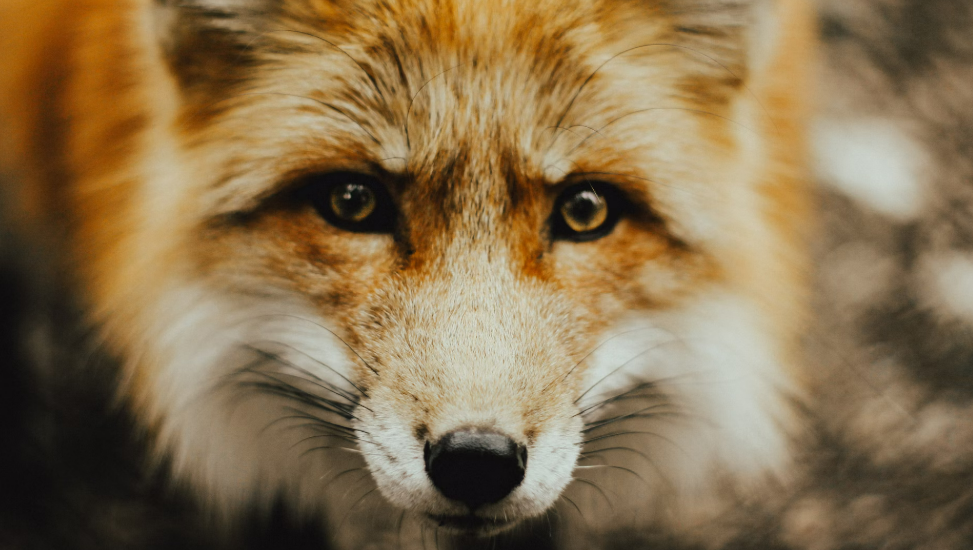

left=428, top=513, right=513, bottom=534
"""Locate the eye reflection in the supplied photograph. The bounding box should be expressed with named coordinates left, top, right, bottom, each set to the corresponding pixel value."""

left=560, top=188, right=608, bottom=233
left=330, top=182, right=377, bottom=222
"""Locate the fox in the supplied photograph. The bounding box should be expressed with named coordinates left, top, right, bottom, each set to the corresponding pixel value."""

left=0, top=0, right=816, bottom=548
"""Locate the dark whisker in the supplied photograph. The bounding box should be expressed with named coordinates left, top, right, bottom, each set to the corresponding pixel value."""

left=575, top=464, right=648, bottom=486
left=280, top=405, right=364, bottom=435
left=582, top=430, right=682, bottom=448
left=252, top=313, right=380, bottom=376
left=396, top=509, right=408, bottom=549
left=570, top=478, right=614, bottom=511
left=243, top=342, right=367, bottom=405
left=299, top=445, right=366, bottom=459
left=324, top=466, right=370, bottom=487
left=547, top=326, right=670, bottom=394
left=291, top=433, right=360, bottom=449
left=574, top=338, right=686, bottom=405
left=576, top=380, right=663, bottom=417
left=238, top=353, right=362, bottom=410
left=265, top=28, right=386, bottom=102
left=263, top=416, right=357, bottom=437
left=549, top=43, right=673, bottom=152
left=582, top=404, right=683, bottom=433
left=538, top=123, right=601, bottom=150
left=565, top=106, right=758, bottom=161
left=237, top=377, right=358, bottom=421
left=579, top=445, right=653, bottom=464
left=261, top=416, right=359, bottom=443
left=580, top=445, right=671, bottom=489
left=558, top=495, right=587, bottom=526
left=404, top=63, right=465, bottom=150
left=244, top=336, right=368, bottom=398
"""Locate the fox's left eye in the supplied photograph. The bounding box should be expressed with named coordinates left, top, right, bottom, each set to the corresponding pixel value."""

left=552, top=182, right=624, bottom=241
left=300, top=172, right=395, bottom=233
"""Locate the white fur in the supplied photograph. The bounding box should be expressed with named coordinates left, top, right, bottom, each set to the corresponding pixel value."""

left=579, top=291, right=797, bottom=518
left=135, top=280, right=794, bottom=542
left=358, top=400, right=582, bottom=522
left=130, top=283, right=368, bottom=526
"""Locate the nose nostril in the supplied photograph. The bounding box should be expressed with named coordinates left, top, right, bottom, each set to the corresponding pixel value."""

left=424, top=429, right=527, bottom=510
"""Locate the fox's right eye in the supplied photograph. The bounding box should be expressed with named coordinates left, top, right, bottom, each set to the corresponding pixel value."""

left=551, top=182, right=625, bottom=242
left=300, top=172, right=396, bottom=233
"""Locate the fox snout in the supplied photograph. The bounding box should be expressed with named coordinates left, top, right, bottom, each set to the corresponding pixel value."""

left=350, top=268, right=589, bottom=531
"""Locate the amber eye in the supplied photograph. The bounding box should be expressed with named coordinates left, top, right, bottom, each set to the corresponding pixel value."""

left=299, top=172, right=395, bottom=233
left=330, top=182, right=377, bottom=222
left=561, top=188, right=608, bottom=232
left=552, top=182, right=624, bottom=241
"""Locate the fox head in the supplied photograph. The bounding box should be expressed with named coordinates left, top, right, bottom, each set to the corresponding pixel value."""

left=4, top=0, right=814, bottom=545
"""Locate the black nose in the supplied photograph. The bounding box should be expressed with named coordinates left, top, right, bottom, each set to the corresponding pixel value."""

left=424, top=429, right=527, bottom=509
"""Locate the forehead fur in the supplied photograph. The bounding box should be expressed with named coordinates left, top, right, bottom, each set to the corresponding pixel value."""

left=163, top=0, right=754, bottom=121
left=165, top=0, right=757, bottom=224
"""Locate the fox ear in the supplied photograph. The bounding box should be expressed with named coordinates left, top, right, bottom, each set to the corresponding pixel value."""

left=665, top=0, right=798, bottom=76
left=153, top=0, right=277, bottom=98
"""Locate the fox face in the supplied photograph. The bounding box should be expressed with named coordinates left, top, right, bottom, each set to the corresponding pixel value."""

left=0, top=0, right=814, bottom=546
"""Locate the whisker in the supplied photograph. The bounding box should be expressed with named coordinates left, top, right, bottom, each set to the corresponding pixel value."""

left=574, top=337, right=686, bottom=405
left=576, top=380, right=664, bottom=417
left=564, top=106, right=758, bottom=161
left=264, top=28, right=386, bottom=101
left=237, top=378, right=358, bottom=421
left=244, top=337, right=366, bottom=392
left=580, top=445, right=670, bottom=489
left=582, top=430, right=681, bottom=448
left=558, top=495, right=587, bottom=526
left=574, top=464, right=649, bottom=486
left=333, top=486, right=381, bottom=543
left=549, top=43, right=673, bottom=152
left=300, top=445, right=370, bottom=460
left=570, top=477, right=614, bottom=511
left=548, top=41, right=778, bottom=149
left=262, top=419, right=360, bottom=446
left=582, top=404, right=683, bottom=433
left=277, top=421, right=360, bottom=443
left=323, top=466, right=369, bottom=487
left=290, top=432, right=361, bottom=450
left=280, top=405, right=365, bottom=435
left=537, top=123, right=600, bottom=149
left=251, top=313, right=380, bottom=376
left=236, top=361, right=360, bottom=415
left=580, top=445, right=653, bottom=464
left=396, top=509, right=408, bottom=549
left=243, top=341, right=367, bottom=405
left=548, top=326, right=671, bottom=393
left=404, top=63, right=465, bottom=150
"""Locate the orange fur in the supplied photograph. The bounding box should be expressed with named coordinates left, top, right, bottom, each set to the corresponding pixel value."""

left=0, top=0, right=815, bottom=546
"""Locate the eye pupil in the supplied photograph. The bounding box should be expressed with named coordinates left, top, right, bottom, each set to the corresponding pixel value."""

left=561, top=188, right=608, bottom=233
left=330, top=182, right=377, bottom=222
